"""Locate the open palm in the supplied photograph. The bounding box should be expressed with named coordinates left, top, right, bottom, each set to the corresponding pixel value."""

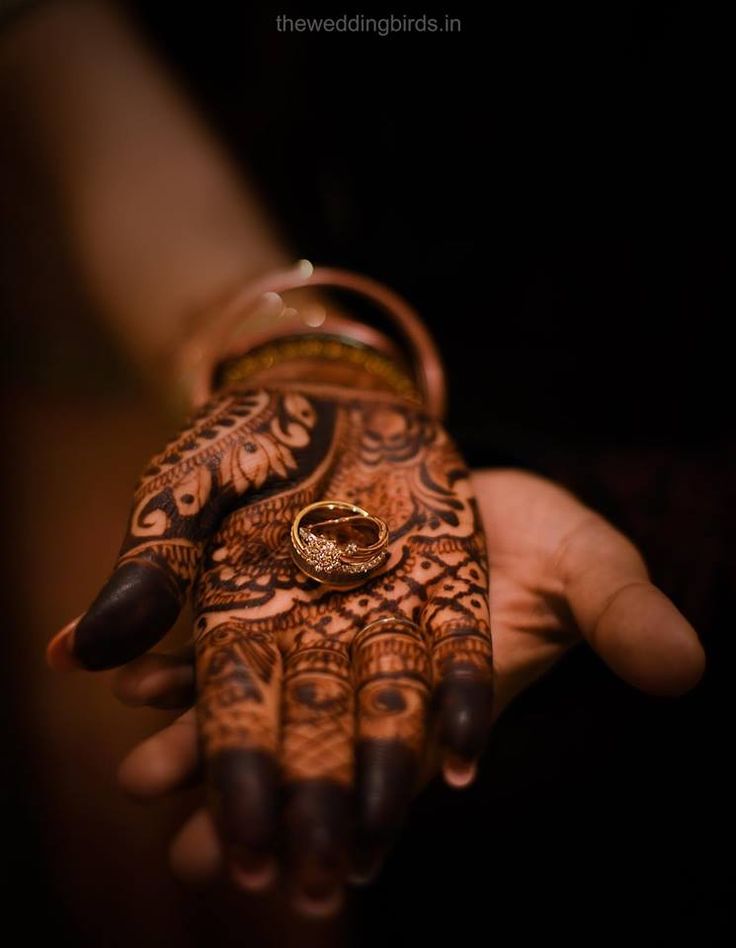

left=115, top=466, right=705, bottom=907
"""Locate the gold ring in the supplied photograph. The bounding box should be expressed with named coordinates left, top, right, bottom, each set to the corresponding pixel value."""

left=290, top=500, right=390, bottom=586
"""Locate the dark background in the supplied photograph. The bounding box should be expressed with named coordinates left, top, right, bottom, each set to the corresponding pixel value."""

left=2, top=1, right=733, bottom=944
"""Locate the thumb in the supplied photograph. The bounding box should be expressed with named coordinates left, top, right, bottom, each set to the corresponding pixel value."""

left=556, top=515, right=706, bottom=695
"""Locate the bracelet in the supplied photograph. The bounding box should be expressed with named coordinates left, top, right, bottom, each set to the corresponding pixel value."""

left=216, top=334, right=422, bottom=403
left=176, top=262, right=447, bottom=419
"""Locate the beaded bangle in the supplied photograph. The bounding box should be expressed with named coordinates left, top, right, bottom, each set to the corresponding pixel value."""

left=216, top=334, right=422, bottom=403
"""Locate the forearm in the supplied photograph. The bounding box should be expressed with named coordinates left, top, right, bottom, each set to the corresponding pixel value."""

left=0, top=0, right=289, bottom=374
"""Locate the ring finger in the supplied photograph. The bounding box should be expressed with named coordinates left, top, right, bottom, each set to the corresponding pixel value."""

left=279, top=636, right=354, bottom=916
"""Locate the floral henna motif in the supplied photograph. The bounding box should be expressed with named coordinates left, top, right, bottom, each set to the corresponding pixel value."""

left=66, top=377, right=493, bottom=892
left=118, top=389, right=330, bottom=591
left=188, top=384, right=494, bottom=880
left=70, top=389, right=338, bottom=668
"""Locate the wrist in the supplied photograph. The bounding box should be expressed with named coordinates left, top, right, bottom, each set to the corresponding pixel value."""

left=173, top=263, right=446, bottom=419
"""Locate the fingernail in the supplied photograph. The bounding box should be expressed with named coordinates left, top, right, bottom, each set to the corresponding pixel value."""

left=443, top=755, right=477, bottom=789
left=230, top=852, right=277, bottom=892
left=134, top=669, right=176, bottom=706
left=348, top=845, right=384, bottom=887
left=46, top=616, right=83, bottom=673
left=291, top=887, right=344, bottom=919
left=347, top=864, right=381, bottom=887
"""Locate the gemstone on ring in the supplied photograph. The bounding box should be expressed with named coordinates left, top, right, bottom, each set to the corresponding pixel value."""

left=290, top=500, right=390, bottom=586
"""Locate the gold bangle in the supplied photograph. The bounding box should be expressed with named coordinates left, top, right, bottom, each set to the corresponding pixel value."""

left=175, top=263, right=446, bottom=418
left=217, top=334, right=422, bottom=403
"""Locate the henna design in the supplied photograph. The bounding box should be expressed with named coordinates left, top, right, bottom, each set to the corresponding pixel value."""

left=72, top=377, right=493, bottom=894
left=197, top=621, right=281, bottom=756
left=119, top=390, right=326, bottom=581
left=281, top=645, right=354, bottom=784
left=352, top=620, right=433, bottom=756
left=71, top=389, right=338, bottom=668
left=186, top=384, right=493, bottom=888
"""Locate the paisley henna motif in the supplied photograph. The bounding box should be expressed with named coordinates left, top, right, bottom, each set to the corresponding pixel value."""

left=70, top=389, right=337, bottom=668
left=67, top=380, right=493, bottom=901
left=183, top=384, right=493, bottom=897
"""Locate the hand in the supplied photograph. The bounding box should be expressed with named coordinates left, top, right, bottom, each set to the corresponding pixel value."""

left=48, top=381, right=494, bottom=915
left=113, top=467, right=705, bottom=903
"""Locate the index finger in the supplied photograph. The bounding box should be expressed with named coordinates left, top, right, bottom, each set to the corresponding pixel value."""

left=47, top=388, right=323, bottom=671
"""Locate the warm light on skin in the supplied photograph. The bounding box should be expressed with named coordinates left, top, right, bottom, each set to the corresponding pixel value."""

left=0, top=0, right=291, bottom=380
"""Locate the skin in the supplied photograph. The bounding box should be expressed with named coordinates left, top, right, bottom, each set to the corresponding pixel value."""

left=47, top=379, right=495, bottom=915
left=19, top=2, right=705, bottom=922
left=109, top=469, right=704, bottom=915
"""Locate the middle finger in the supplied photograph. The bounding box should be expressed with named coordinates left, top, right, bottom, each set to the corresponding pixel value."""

left=280, top=636, right=354, bottom=916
